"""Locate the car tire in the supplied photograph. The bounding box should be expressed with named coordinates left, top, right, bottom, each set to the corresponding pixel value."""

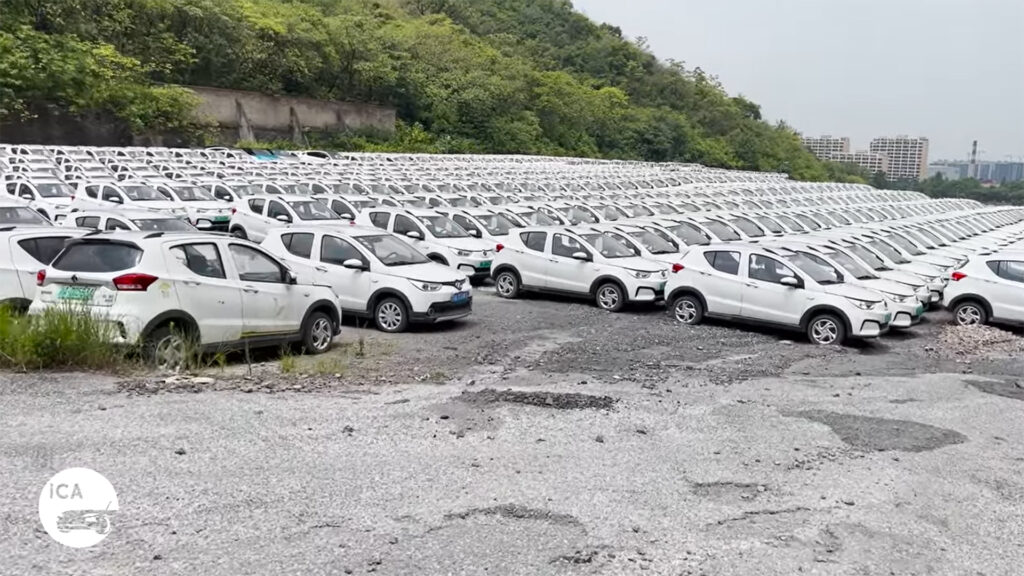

left=144, top=325, right=190, bottom=371
left=671, top=295, right=704, bottom=325
left=231, top=227, right=247, bottom=240
left=374, top=297, right=409, bottom=333
left=953, top=300, right=987, bottom=326
left=595, top=282, right=625, bottom=312
left=494, top=270, right=520, bottom=299
left=807, top=313, right=846, bottom=346
left=469, top=277, right=487, bottom=287
left=301, top=311, right=334, bottom=354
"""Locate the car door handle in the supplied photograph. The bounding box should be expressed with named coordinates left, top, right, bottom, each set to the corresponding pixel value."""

left=183, top=280, right=201, bottom=286
left=315, top=266, right=328, bottom=273
left=242, top=287, right=259, bottom=294
left=745, top=283, right=758, bottom=288
left=697, top=271, right=710, bottom=276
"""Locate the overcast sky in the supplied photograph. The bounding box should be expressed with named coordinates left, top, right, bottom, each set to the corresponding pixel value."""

left=573, top=0, right=1023, bottom=162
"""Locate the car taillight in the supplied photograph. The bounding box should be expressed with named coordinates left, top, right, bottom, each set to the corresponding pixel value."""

left=496, top=243, right=504, bottom=252
left=951, top=271, right=967, bottom=281
left=671, top=263, right=684, bottom=273
left=113, top=273, right=159, bottom=291
left=36, top=269, right=46, bottom=286
left=230, top=207, right=237, bottom=215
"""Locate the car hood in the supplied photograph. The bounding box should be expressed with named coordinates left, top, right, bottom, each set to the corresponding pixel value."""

left=897, top=261, right=944, bottom=278
left=609, top=256, right=666, bottom=273
left=822, top=283, right=884, bottom=302
left=858, top=278, right=915, bottom=297
left=438, top=236, right=494, bottom=252
left=183, top=201, right=231, bottom=211
left=876, top=269, right=928, bottom=288
left=44, top=198, right=72, bottom=207
left=646, top=253, right=684, bottom=265
left=134, top=200, right=185, bottom=211
left=383, top=262, right=468, bottom=284
left=913, top=253, right=956, bottom=268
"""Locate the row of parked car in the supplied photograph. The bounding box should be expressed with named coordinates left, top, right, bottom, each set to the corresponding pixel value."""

left=0, top=143, right=1022, bottom=368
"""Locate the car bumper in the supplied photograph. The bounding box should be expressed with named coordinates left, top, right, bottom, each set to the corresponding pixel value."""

left=410, top=297, right=473, bottom=323
left=29, top=301, right=143, bottom=343
left=849, top=309, right=891, bottom=339
left=627, top=278, right=668, bottom=302
left=889, top=301, right=925, bottom=329
left=455, top=257, right=492, bottom=279
left=193, top=217, right=231, bottom=231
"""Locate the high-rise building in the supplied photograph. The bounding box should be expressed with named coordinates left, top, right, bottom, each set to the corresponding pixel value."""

left=832, top=151, right=889, bottom=175
left=802, top=135, right=850, bottom=160
left=869, top=136, right=929, bottom=181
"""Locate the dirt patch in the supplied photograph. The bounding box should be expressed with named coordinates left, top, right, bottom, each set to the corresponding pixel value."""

left=966, top=378, right=1024, bottom=401
left=785, top=410, right=967, bottom=453
left=692, top=481, right=767, bottom=501
left=458, top=388, right=617, bottom=410
left=931, top=325, right=1024, bottom=359
left=444, top=504, right=583, bottom=527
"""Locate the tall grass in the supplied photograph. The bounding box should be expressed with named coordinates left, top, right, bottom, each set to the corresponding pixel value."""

left=0, top=305, right=132, bottom=371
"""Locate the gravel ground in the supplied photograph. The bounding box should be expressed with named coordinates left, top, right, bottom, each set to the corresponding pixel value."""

left=3, top=289, right=1024, bottom=575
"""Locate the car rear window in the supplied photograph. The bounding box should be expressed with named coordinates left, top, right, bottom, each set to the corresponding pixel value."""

left=18, top=236, right=73, bottom=264
left=52, top=242, right=143, bottom=272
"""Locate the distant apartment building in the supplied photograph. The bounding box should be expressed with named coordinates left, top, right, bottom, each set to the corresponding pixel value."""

left=927, top=164, right=964, bottom=180
left=832, top=151, right=889, bottom=175
left=869, top=136, right=929, bottom=181
left=802, top=135, right=850, bottom=160
left=977, top=162, right=1024, bottom=183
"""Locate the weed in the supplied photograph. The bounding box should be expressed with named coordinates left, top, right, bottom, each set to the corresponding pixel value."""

left=0, top=305, right=133, bottom=371
left=279, top=346, right=298, bottom=374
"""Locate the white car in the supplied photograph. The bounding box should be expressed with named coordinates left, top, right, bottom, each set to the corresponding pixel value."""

left=228, top=194, right=345, bottom=242
left=263, top=226, right=472, bottom=332
left=0, top=227, right=87, bottom=310
left=0, top=199, right=53, bottom=227
left=490, top=227, right=667, bottom=311
left=943, top=251, right=1024, bottom=327
left=310, top=194, right=377, bottom=221
left=31, top=232, right=342, bottom=368
left=61, top=209, right=197, bottom=232
left=4, top=179, right=74, bottom=222
left=434, top=207, right=522, bottom=244
left=70, top=181, right=187, bottom=216
left=356, top=207, right=496, bottom=285
left=581, top=223, right=686, bottom=267
left=665, top=244, right=891, bottom=345
left=152, top=183, right=233, bottom=231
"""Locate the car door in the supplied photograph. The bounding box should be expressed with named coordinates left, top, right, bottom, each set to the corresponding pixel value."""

left=226, top=243, right=303, bottom=337
left=264, top=200, right=292, bottom=239
left=515, top=231, right=550, bottom=288
left=392, top=214, right=428, bottom=248
left=740, top=253, right=807, bottom=326
left=987, top=260, right=1024, bottom=323
left=165, top=242, right=244, bottom=344
left=317, top=234, right=373, bottom=313
left=544, top=233, right=593, bottom=294
left=697, top=250, right=744, bottom=316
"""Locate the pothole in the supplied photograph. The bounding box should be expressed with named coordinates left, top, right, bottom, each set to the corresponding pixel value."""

left=784, top=410, right=967, bottom=453
left=457, top=388, right=617, bottom=410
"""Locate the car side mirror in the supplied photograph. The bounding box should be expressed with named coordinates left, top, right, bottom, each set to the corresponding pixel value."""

left=275, top=214, right=292, bottom=223
left=406, top=230, right=422, bottom=239
left=571, top=251, right=590, bottom=261
left=340, top=213, right=354, bottom=220
left=109, top=196, right=123, bottom=204
left=286, top=270, right=298, bottom=285
left=468, top=229, right=481, bottom=238
left=342, top=258, right=367, bottom=271
left=195, top=221, right=212, bottom=230
left=780, top=276, right=800, bottom=288
left=20, top=192, right=33, bottom=201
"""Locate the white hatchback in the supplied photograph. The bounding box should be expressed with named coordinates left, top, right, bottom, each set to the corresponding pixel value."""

left=0, top=226, right=87, bottom=310
left=943, top=251, right=1024, bottom=327
left=228, top=194, right=345, bottom=242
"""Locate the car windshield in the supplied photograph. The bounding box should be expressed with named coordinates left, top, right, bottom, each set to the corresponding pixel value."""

left=888, top=234, right=925, bottom=255
left=417, top=215, right=470, bottom=238
left=282, top=184, right=313, bottom=195
left=0, top=207, right=49, bottom=225
left=755, top=216, right=785, bottom=234
left=793, top=215, right=821, bottom=230
left=476, top=213, right=518, bottom=235
left=729, top=218, right=765, bottom=238
left=846, top=243, right=888, bottom=269
left=829, top=249, right=876, bottom=279
left=776, top=215, right=805, bottom=231
left=234, top=185, right=262, bottom=196
left=828, top=212, right=852, bottom=225
left=355, top=234, right=430, bottom=266
left=628, top=230, right=676, bottom=254
left=669, top=224, right=711, bottom=246
left=133, top=218, right=195, bottom=232
left=35, top=183, right=74, bottom=198
left=122, top=185, right=164, bottom=201
left=925, top=227, right=954, bottom=243
left=703, top=221, right=741, bottom=241
left=519, top=210, right=558, bottom=226
left=289, top=201, right=339, bottom=221
left=580, top=233, right=635, bottom=259
left=172, top=186, right=216, bottom=202
left=869, top=239, right=910, bottom=264
left=626, top=205, right=655, bottom=217
left=558, top=207, right=598, bottom=224
left=786, top=252, right=841, bottom=284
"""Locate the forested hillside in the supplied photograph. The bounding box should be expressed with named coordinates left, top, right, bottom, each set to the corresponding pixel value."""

left=0, top=0, right=859, bottom=181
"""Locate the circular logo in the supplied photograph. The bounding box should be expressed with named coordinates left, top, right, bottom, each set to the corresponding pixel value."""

left=39, top=468, right=119, bottom=548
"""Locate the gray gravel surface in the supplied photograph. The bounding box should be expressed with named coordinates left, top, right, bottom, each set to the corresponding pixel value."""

left=3, top=290, right=1024, bottom=574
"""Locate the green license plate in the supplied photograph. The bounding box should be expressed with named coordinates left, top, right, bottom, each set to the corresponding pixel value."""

left=57, top=286, right=96, bottom=301
left=479, top=260, right=491, bottom=268
left=914, top=305, right=924, bottom=316
left=883, top=313, right=892, bottom=324
left=213, top=215, right=230, bottom=222
left=659, top=281, right=667, bottom=291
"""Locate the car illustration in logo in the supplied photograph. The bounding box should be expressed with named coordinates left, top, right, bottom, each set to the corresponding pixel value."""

left=56, top=503, right=115, bottom=535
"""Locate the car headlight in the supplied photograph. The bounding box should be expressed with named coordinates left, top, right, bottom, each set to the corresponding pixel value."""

left=903, top=295, right=919, bottom=304
left=847, top=298, right=878, bottom=310
left=408, top=279, right=442, bottom=292
left=454, top=249, right=472, bottom=257
left=629, top=270, right=652, bottom=279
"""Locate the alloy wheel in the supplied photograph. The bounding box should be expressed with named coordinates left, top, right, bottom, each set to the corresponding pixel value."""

left=496, top=273, right=515, bottom=297
left=810, top=318, right=839, bottom=344
left=597, top=286, right=620, bottom=310
left=154, top=334, right=185, bottom=371
left=310, top=317, right=332, bottom=350
left=955, top=305, right=982, bottom=326
left=674, top=299, right=697, bottom=323
left=377, top=302, right=403, bottom=332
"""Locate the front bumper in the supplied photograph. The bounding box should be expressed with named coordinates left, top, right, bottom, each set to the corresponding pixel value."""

left=627, top=277, right=669, bottom=302
left=889, top=300, right=925, bottom=329
left=849, top=309, right=892, bottom=339
left=454, top=256, right=493, bottom=279
left=410, top=297, right=473, bottom=323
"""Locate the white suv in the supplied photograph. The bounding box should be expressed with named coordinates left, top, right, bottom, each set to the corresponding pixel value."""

left=490, top=227, right=667, bottom=312
left=229, top=194, right=344, bottom=242
left=4, top=179, right=74, bottom=222
left=70, top=181, right=187, bottom=216
left=152, top=183, right=233, bottom=231
left=943, top=251, right=1024, bottom=327
left=31, top=232, right=342, bottom=368
left=666, top=244, right=891, bottom=345
left=263, top=226, right=472, bottom=332
left=0, top=226, right=87, bottom=310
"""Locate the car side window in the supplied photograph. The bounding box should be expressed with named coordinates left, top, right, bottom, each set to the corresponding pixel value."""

left=267, top=201, right=290, bottom=220
left=704, top=251, right=741, bottom=275
left=170, top=243, right=227, bottom=279
left=521, top=231, right=547, bottom=252
left=4, top=183, right=18, bottom=195
left=75, top=216, right=100, bottom=229
left=105, top=219, right=130, bottom=231
left=990, top=260, right=1024, bottom=283
left=453, top=215, right=480, bottom=234
left=331, top=201, right=353, bottom=218
left=228, top=244, right=287, bottom=283
left=213, top=188, right=233, bottom=202
left=368, top=212, right=390, bottom=229
left=281, top=233, right=314, bottom=259
left=748, top=254, right=797, bottom=284
left=17, top=236, right=72, bottom=264
left=101, top=189, right=122, bottom=202
left=321, top=236, right=366, bottom=266
left=248, top=198, right=266, bottom=213
left=551, top=234, right=588, bottom=258
left=393, top=215, right=420, bottom=236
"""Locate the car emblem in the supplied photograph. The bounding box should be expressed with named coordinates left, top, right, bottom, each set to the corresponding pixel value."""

left=456, top=279, right=465, bottom=290
left=71, top=274, right=78, bottom=283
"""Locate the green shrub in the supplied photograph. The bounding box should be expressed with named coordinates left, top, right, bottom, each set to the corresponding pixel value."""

left=0, top=305, right=133, bottom=371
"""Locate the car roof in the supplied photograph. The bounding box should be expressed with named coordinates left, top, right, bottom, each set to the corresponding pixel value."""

left=71, top=209, right=182, bottom=219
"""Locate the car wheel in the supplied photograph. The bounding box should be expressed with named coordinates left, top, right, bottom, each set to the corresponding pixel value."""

left=374, top=297, right=409, bottom=333
left=301, top=311, right=334, bottom=354
left=145, top=326, right=188, bottom=371
left=494, top=270, right=520, bottom=299
left=953, top=300, right=987, bottom=326
left=231, top=227, right=247, bottom=239
left=672, top=295, right=704, bottom=325
left=595, top=282, right=625, bottom=312
left=807, top=314, right=846, bottom=346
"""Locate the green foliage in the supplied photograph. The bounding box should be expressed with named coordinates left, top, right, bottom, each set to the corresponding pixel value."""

left=0, top=305, right=131, bottom=371
left=0, top=0, right=834, bottom=178
left=913, top=176, right=1024, bottom=205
